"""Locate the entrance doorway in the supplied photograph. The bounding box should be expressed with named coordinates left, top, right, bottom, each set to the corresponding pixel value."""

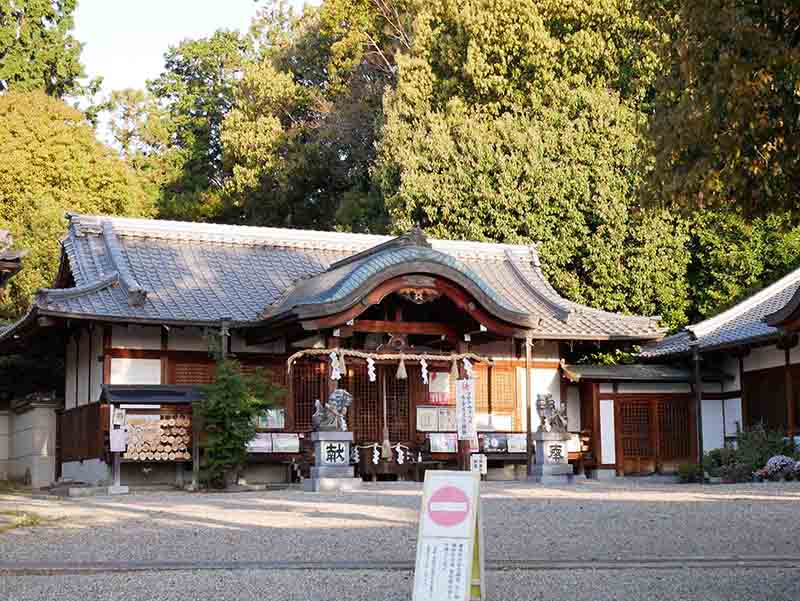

left=618, top=397, right=694, bottom=475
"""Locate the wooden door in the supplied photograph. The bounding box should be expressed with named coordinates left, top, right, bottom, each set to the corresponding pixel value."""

left=619, top=400, right=656, bottom=474
left=657, top=398, right=693, bottom=472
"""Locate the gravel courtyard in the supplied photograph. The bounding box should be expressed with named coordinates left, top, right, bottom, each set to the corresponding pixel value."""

left=1, top=479, right=799, bottom=600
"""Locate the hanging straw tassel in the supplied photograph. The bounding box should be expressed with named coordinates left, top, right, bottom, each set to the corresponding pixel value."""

left=451, top=358, right=459, bottom=380
left=396, top=355, right=407, bottom=380
left=338, top=350, right=347, bottom=377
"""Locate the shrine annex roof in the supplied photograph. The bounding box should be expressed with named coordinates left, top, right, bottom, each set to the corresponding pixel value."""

left=1, top=214, right=665, bottom=342
left=641, top=266, right=800, bottom=358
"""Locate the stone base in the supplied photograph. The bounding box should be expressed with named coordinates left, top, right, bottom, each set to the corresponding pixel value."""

left=529, top=463, right=574, bottom=484
left=311, top=466, right=354, bottom=479
left=303, top=477, right=363, bottom=492
left=107, top=485, right=129, bottom=495
left=590, top=468, right=619, bottom=480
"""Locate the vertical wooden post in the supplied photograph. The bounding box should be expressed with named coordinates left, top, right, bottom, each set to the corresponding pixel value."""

left=160, top=326, right=169, bottom=384
left=592, top=383, right=601, bottom=467
left=191, top=403, right=201, bottom=490
left=102, top=325, right=112, bottom=385
left=739, top=354, right=748, bottom=430
left=691, top=342, right=704, bottom=462
left=487, top=363, right=494, bottom=431
left=785, top=345, right=796, bottom=438
left=525, top=337, right=533, bottom=478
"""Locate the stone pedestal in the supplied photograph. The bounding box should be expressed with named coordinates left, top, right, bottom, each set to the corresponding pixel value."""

left=530, top=431, right=574, bottom=484
left=303, top=431, right=362, bottom=492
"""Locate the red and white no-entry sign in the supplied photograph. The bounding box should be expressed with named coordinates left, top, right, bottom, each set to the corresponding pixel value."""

left=427, top=484, right=470, bottom=527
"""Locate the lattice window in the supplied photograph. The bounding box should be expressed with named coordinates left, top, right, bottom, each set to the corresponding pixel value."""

left=473, top=366, right=489, bottom=414
left=171, top=361, right=215, bottom=385
left=293, top=361, right=324, bottom=431
left=490, top=368, right=517, bottom=430
left=658, top=400, right=691, bottom=460
left=620, top=401, right=653, bottom=458
left=343, top=362, right=380, bottom=443
left=386, top=366, right=410, bottom=442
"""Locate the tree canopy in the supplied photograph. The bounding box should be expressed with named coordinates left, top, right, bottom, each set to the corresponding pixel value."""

left=0, top=0, right=85, bottom=96
left=0, top=91, right=155, bottom=318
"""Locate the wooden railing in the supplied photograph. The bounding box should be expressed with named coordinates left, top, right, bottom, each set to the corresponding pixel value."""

left=59, top=403, right=109, bottom=462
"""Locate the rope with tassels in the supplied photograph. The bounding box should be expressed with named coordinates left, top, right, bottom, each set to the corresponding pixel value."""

left=286, top=348, right=491, bottom=374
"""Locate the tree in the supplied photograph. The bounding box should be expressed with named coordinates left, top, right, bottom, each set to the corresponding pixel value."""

left=146, top=30, right=250, bottom=220
left=375, top=0, right=691, bottom=327
left=645, top=0, right=800, bottom=216
left=198, top=358, right=283, bottom=488
left=0, top=0, right=85, bottom=96
left=0, top=91, right=155, bottom=318
left=220, top=1, right=416, bottom=232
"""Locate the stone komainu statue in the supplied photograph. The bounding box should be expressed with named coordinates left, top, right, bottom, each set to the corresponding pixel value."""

left=535, top=393, right=568, bottom=433
left=312, top=388, right=353, bottom=432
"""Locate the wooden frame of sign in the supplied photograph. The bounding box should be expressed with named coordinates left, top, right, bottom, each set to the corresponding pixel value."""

left=412, top=470, right=486, bottom=601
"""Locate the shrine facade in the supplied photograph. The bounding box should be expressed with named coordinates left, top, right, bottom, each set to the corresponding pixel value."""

left=1, top=214, right=701, bottom=487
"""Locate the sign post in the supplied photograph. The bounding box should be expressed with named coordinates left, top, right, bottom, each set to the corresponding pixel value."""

left=413, top=470, right=486, bottom=601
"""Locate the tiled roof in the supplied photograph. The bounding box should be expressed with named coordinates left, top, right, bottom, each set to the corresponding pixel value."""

left=5, top=214, right=666, bottom=340
left=641, top=267, right=800, bottom=358
left=562, top=363, right=730, bottom=383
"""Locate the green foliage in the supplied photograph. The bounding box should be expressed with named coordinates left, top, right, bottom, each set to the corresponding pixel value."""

left=687, top=211, right=800, bottom=321
left=0, top=91, right=155, bottom=318
left=0, top=0, right=85, bottom=96
left=677, top=463, right=703, bottom=483
left=702, top=446, right=738, bottom=478
left=734, top=423, right=794, bottom=474
left=134, top=30, right=250, bottom=221
left=198, top=359, right=284, bottom=488
left=375, top=0, right=690, bottom=328
left=645, top=0, right=800, bottom=216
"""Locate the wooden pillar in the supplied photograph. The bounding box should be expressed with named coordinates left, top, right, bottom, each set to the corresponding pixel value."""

left=102, top=325, right=112, bottom=385
left=784, top=343, right=796, bottom=438
left=691, top=342, right=703, bottom=461
left=160, top=326, right=169, bottom=384
left=487, top=363, right=494, bottom=431
left=525, top=337, right=533, bottom=477
left=738, top=354, right=748, bottom=430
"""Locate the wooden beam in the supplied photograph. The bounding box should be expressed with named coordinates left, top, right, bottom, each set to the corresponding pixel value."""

left=352, top=319, right=458, bottom=338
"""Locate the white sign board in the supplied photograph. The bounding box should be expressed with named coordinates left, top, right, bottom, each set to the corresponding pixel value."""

left=247, top=432, right=273, bottom=453
left=455, top=379, right=476, bottom=441
left=470, top=454, right=487, bottom=476
left=413, top=471, right=485, bottom=601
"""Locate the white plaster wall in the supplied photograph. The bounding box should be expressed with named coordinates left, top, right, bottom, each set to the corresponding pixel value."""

left=599, top=399, right=616, bottom=465
left=566, top=385, right=581, bottom=432
left=720, top=356, right=741, bottom=392
left=112, top=325, right=161, bottom=349
left=617, top=382, right=692, bottom=394
left=701, top=398, right=725, bottom=452
left=724, top=398, right=743, bottom=435
left=90, top=327, right=104, bottom=403
left=110, top=358, right=162, bottom=385
left=64, top=337, right=77, bottom=410
left=9, top=407, right=57, bottom=487
left=168, top=327, right=208, bottom=351
left=743, top=344, right=785, bottom=372
left=231, top=334, right=285, bottom=354
left=76, top=329, right=92, bottom=406
left=0, top=411, right=9, bottom=480
left=517, top=366, right=562, bottom=432
left=599, top=383, right=613, bottom=393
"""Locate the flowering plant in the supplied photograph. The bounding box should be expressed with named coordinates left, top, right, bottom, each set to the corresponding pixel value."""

left=755, top=455, right=796, bottom=481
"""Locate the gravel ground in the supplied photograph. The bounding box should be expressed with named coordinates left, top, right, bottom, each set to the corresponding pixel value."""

left=1, top=480, right=799, bottom=563
left=1, top=479, right=799, bottom=599
left=1, top=568, right=799, bottom=601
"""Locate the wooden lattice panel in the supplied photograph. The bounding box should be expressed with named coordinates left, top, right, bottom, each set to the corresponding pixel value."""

left=658, top=399, right=691, bottom=460
left=344, top=363, right=380, bottom=442
left=620, top=401, right=653, bottom=458
left=171, top=361, right=215, bottom=385
left=293, top=361, right=325, bottom=431
left=490, top=368, right=518, bottom=429
left=473, top=366, right=489, bottom=414
left=385, top=366, right=410, bottom=442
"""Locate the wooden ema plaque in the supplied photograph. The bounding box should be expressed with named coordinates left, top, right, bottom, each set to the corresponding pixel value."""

left=413, top=470, right=485, bottom=601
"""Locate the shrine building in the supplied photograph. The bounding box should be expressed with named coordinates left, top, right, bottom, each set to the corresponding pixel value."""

left=0, top=215, right=720, bottom=487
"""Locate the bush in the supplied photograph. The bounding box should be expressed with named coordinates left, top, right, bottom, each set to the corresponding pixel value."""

left=718, top=462, right=753, bottom=483
left=702, top=447, right=738, bottom=477
left=198, top=358, right=284, bottom=488
left=735, top=424, right=795, bottom=473
left=678, top=463, right=704, bottom=483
